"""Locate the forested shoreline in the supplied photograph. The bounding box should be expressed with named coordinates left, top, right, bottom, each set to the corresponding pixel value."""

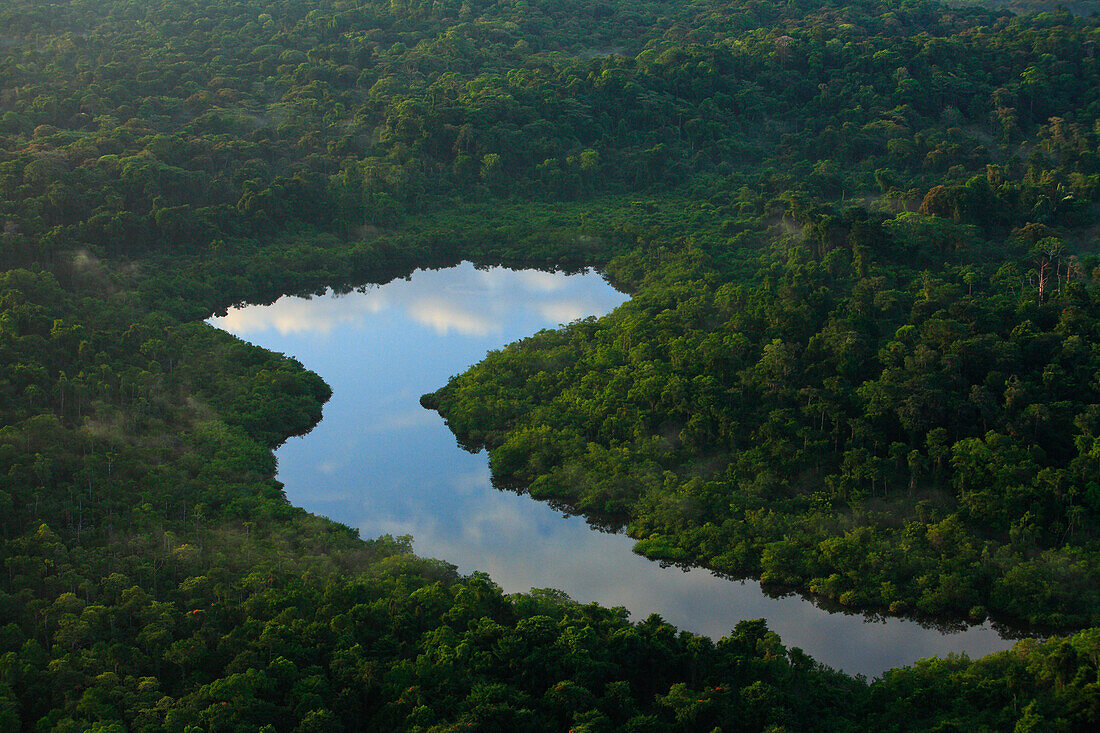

left=2, top=0, right=1100, bottom=729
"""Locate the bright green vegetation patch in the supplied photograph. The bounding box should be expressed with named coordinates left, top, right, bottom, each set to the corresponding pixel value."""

left=427, top=210, right=1100, bottom=628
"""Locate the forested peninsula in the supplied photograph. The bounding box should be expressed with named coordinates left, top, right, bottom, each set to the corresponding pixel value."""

left=2, top=0, right=1100, bottom=730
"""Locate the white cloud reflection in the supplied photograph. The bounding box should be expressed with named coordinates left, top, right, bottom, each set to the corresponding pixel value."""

left=407, top=298, right=497, bottom=336
left=209, top=263, right=622, bottom=340
left=512, top=269, right=569, bottom=292
left=538, top=300, right=594, bottom=325
left=212, top=290, right=391, bottom=336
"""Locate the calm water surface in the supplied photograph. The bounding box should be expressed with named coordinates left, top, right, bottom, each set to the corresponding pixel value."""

left=210, top=263, right=1014, bottom=677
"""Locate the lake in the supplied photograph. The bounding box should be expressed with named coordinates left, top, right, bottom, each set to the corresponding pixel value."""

left=210, top=262, right=1015, bottom=677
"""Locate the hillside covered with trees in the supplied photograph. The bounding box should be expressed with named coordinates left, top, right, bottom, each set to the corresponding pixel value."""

left=2, top=0, right=1100, bottom=729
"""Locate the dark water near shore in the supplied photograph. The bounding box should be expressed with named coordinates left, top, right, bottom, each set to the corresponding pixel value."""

left=210, top=262, right=1014, bottom=677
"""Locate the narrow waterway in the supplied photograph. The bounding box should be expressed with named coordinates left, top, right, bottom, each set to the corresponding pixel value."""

left=210, top=262, right=1015, bottom=677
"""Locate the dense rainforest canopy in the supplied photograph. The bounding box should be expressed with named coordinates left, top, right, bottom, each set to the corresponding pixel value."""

left=2, top=0, right=1100, bottom=730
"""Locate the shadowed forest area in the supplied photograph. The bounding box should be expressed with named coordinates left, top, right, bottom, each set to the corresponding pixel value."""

left=2, top=0, right=1100, bottom=730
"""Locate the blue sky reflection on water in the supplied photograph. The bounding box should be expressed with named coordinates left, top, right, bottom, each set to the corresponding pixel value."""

left=210, top=262, right=1014, bottom=678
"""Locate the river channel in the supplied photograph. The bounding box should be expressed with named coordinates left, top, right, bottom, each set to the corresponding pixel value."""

left=209, top=262, right=1015, bottom=677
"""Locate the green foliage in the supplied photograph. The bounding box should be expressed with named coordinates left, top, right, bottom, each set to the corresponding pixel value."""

left=430, top=201, right=1100, bottom=627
